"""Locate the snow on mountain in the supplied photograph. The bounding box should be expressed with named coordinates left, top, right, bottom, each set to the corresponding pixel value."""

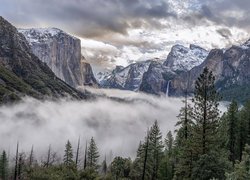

left=18, top=27, right=98, bottom=87
left=18, top=28, right=77, bottom=44
left=163, top=44, right=208, bottom=72
left=240, top=39, right=250, bottom=49
left=100, top=61, right=152, bottom=91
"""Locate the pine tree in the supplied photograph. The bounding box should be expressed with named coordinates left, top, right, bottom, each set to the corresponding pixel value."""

left=131, top=122, right=164, bottom=180
left=192, top=67, right=220, bottom=156
left=142, top=130, right=150, bottom=180
left=226, top=144, right=250, bottom=179
left=163, top=131, right=176, bottom=180
left=75, top=137, right=80, bottom=167
left=84, top=141, right=87, bottom=170
left=148, top=121, right=164, bottom=180
left=175, top=104, right=195, bottom=179
left=87, top=137, right=100, bottom=171
left=176, top=98, right=193, bottom=141
left=130, top=142, right=144, bottom=179
left=63, top=140, right=74, bottom=166
left=238, top=100, right=250, bottom=160
left=29, top=145, right=34, bottom=167
left=101, top=156, right=107, bottom=175
left=227, top=100, right=238, bottom=167
left=17, top=153, right=24, bottom=179
left=165, top=131, right=174, bottom=156
left=0, top=150, right=8, bottom=180
left=14, top=142, right=19, bottom=180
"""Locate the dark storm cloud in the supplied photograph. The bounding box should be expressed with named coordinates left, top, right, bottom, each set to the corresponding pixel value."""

left=0, top=0, right=175, bottom=39
left=195, top=0, right=250, bottom=30
left=216, top=28, right=232, bottom=39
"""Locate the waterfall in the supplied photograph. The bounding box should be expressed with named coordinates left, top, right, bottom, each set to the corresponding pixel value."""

left=166, top=80, right=171, bottom=97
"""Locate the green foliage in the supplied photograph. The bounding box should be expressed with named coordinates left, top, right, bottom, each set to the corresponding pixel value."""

left=87, top=137, right=100, bottom=171
left=27, top=165, right=79, bottom=180
left=110, top=156, right=132, bottom=179
left=0, top=150, right=8, bottom=180
left=226, top=101, right=239, bottom=166
left=64, top=140, right=74, bottom=167
left=192, top=151, right=229, bottom=180
left=79, top=167, right=98, bottom=180
left=226, top=144, right=250, bottom=180
left=192, top=67, right=221, bottom=156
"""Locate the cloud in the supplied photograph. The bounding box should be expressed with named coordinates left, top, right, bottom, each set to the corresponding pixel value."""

left=2, top=0, right=250, bottom=72
left=0, top=89, right=183, bottom=164
left=216, top=28, right=232, bottom=39
left=0, top=0, right=175, bottom=39
left=194, top=0, right=250, bottom=30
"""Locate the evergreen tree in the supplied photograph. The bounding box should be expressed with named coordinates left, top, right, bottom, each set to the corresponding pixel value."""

left=63, top=140, right=74, bottom=167
left=142, top=130, right=150, bottom=180
left=192, top=67, right=220, bottom=156
left=227, top=100, right=238, bottom=167
left=29, top=145, right=34, bottom=167
left=149, top=120, right=164, bottom=180
left=165, top=131, right=174, bottom=156
left=160, top=131, right=176, bottom=180
left=17, top=153, right=24, bottom=180
left=87, top=137, right=100, bottom=171
left=14, top=142, right=19, bottom=180
left=75, top=137, right=80, bottom=167
left=226, top=144, right=250, bottom=180
left=238, top=100, right=250, bottom=160
left=0, top=150, right=8, bottom=180
left=101, top=156, right=107, bottom=175
left=174, top=96, right=194, bottom=179
left=130, top=142, right=144, bottom=179
left=84, top=141, right=87, bottom=170
left=176, top=98, right=193, bottom=141
left=111, top=156, right=132, bottom=179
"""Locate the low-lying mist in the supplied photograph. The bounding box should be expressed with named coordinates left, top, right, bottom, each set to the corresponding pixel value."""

left=0, top=88, right=184, bottom=163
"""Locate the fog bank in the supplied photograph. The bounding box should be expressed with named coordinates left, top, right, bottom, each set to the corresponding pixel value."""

left=0, top=89, right=184, bottom=163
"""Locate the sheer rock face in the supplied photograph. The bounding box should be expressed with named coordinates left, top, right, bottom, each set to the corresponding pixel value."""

left=100, top=61, right=152, bottom=91
left=80, top=59, right=98, bottom=87
left=170, top=43, right=250, bottom=101
left=139, top=61, right=176, bottom=95
left=19, top=28, right=98, bottom=88
left=99, top=44, right=208, bottom=95
left=0, top=16, right=86, bottom=102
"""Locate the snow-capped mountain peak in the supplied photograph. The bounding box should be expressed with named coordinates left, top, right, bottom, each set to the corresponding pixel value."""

left=163, top=44, right=208, bottom=72
left=99, top=60, right=152, bottom=91
left=18, top=28, right=77, bottom=44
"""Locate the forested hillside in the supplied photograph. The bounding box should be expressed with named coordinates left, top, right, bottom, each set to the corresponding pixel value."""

left=1, top=67, right=250, bottom=180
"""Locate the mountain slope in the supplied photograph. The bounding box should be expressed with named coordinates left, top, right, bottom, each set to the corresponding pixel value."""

left=19, top=28, right=98, bottom=88
left=163, top=44, right=208, bottom=72
left=100, top=61, right=152, bottom=91
left=170, top=42, right=250, bottom=102
left=0, top=16, right=86, bottom=103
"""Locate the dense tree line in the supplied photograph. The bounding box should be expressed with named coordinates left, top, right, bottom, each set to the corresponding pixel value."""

left=1, top=67, right=250, bottom=179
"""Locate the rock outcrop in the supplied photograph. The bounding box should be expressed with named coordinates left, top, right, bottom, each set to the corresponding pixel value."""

left=170, top=42, right=250, bottom=102
left=139, top=61, right=176, bottom=95
left=100, top=61, right=152, bottom=91
left=19, top=28, right=98, bottom=88
left=0, top=16, right=86, bottom=103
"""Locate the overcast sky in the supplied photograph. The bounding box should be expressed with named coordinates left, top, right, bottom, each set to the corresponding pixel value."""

left=1, top=0, right=250, bottom=71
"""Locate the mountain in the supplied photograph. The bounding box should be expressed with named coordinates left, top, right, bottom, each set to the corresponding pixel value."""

left=99, top=44, right=208, bottom=95
left=0, top=16, right=86, bottom=103
left=170, top=41, right=250, bottom=102
left=139, top=61, right=176, bottom=95
left=163, top=44, right=208, bottom=72
left=100, top=61, right=152, bottom=91
left=19, top=28, right=98, bottom=88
